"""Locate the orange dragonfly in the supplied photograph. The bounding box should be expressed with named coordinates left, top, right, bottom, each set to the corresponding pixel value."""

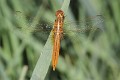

left=15, top=10, right=104, bottom=71
left=52, top=10, right=64, bottom=71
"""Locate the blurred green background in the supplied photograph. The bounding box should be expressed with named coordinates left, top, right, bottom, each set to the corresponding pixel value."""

left=0, top=0, right=120, bottom=80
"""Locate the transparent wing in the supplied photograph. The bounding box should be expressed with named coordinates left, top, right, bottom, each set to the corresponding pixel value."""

left=61, top=15, right=104, bottom=42
left=30, top=23, right=53, bottom=32
left=14, top=22, right=53, bottom=33
left=14, top=10, right=54, bottom=34
left=63, top=15, right=104, bottom=33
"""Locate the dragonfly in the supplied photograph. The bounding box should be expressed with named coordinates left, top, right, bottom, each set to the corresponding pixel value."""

left=15, top=10, right=104, bottom=71
left=52, top=10, right=64, bottom=71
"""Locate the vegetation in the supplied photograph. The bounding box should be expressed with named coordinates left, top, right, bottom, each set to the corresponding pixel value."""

left=0, top=0, right=120, bottom=80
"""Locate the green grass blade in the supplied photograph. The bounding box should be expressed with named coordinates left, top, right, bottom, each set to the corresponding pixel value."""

left=30, top=33, right=53, bottom=80
left=61, top=0, right=70, bottom=14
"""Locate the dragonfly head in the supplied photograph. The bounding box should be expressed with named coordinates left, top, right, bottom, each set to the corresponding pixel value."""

left=56, top=10, right=64, bottom=19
